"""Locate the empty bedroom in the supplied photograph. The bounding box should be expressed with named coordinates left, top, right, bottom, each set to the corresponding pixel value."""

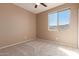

left=0, top=3, right=79, bottom=56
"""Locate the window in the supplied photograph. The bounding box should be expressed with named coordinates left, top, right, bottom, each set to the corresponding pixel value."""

left=59, top=10, right=70, bottom=30
left=48, top=9, right=70, bottom=31
left=48, top=12, right=57, bottom=31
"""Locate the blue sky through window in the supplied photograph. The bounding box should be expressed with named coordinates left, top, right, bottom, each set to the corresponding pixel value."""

left=48, top=10, right=70, bottom=26
left=59, top=10, right=70, bottom=25
left=48, top=12, right=57, bottom=26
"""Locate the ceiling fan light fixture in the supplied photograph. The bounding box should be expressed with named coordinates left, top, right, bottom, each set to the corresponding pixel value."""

left=34, top=3, right=47, bottom=8
left=36, top=3, right=40, bottom=5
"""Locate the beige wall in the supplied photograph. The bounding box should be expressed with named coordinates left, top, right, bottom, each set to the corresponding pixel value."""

left=0, top=3, right=36, bottom=47
left=0, top=3, right=78, bottom=48
left=77, top=4, right=79, bottom=48
left=37, top=4, right=78, bottom=48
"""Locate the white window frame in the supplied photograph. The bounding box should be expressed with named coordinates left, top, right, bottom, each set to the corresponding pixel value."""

left=48, top=8, right=71, bottom=31
left=48, top=11, right=58, bottom=31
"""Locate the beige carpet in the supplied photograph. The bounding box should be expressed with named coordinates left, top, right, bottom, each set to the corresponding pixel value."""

left=0, top=39, right=79, bottom=56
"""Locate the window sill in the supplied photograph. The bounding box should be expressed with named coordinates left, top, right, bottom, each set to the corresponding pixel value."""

left=48, top=29, right=58, bottom=32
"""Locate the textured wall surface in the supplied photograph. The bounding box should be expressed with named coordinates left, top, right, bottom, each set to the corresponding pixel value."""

left=0, top=3, right=36, bottom=47
left=37, top=4, right=78, bottom=48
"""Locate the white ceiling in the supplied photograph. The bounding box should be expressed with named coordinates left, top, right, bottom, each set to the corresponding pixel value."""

left=14, top=3, right=64, bottom=14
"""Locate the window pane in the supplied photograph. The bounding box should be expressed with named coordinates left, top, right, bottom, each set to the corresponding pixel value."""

left=59, top=10, right=70, bottom=30
left=48, top=13, right=57, bottom=30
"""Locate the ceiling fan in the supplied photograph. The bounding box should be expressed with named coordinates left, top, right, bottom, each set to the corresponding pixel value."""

left=34, top=3, right=47, bottom=8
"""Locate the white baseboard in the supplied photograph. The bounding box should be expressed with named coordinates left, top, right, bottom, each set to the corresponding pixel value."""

left=0, top=39, right=34, bottom=50
left=37, top=38, right=77, bottom=48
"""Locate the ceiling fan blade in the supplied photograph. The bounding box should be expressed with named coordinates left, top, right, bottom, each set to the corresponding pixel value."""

left=40, top=3, right=47, bottom=7
left=35, top=5, right=37, bottom=8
